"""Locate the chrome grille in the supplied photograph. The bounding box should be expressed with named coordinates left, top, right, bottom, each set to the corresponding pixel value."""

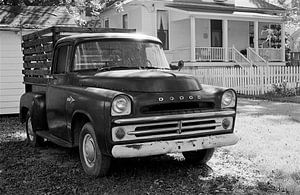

left=112, top=116, right=233, bottom=142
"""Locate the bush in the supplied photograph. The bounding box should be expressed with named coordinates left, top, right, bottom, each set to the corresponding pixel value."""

left=265, top=81, right=296, bottom=97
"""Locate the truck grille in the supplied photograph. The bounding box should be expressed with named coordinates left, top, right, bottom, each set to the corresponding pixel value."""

left=140, top=102, right=215, bottom=114
left=112, top=116, right=233, bottom=142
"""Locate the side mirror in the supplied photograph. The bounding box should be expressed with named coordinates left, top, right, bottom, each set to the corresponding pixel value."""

left=169, top=60, right=184, bottom=71
left=178, top=60, right=184, bottom=71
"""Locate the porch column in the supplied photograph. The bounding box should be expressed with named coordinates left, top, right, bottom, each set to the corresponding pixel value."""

left=254, top=21, right=259, bottom=53
left=281, top=23, right=286, bottom=62
left=190, top=16, right=196, bottom=62
left=223, top=19, right=228, bottom=62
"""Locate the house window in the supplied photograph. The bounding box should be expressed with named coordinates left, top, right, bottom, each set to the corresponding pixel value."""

left=157, top=10, right=169, bottom=50
left=104, top=19, right=109, bottom=28
left=211, top=20, right=222, bottom=47
left=123, top=14, right=128, bottom=29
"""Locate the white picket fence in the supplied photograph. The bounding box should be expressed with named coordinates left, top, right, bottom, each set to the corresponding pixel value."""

left=182, top=66, right=300, bottom=95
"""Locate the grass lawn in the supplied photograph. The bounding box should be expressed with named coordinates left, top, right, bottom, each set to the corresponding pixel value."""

left=228, top=98, right=300, bottom=193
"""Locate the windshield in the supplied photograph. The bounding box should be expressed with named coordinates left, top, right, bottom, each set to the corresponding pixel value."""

left=73, top=40, right=169, bottom=71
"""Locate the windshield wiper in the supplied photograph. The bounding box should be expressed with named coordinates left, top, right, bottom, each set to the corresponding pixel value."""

left=97, top=66, right=140, bottom=72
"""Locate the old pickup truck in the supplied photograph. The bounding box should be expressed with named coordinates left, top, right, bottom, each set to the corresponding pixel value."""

left=20, top=26, right=238, bottom=177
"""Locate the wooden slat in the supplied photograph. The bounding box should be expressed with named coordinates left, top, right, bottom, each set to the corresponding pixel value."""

left=24, top=53, right=52, bottom=62
left=22, top=69, right=51, bottom=76
left=23, top=44, right=53, bottom=55
left=53, top=26, right=136, bottom=33
left=24, top=77, right=49, bottom=85
left=23, top=62, right=52, bottom=69
left=22, top=36, right=53, bottom=48
left=22, top=27, right=54, bottom=41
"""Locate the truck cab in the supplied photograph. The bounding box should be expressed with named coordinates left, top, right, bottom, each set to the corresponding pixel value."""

left=20, top=28, right=238, bottom=177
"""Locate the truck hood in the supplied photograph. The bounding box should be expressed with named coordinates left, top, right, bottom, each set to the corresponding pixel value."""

left=78, top=70, right=201, bottom=93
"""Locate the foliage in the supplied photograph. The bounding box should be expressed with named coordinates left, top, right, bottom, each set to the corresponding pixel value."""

left=64, top=0, right=124, bottom=27
left=0, top=0, right=62, bottom=6
left=0, top=0, right=126, bottom=27
left=265, top=80, right=296, bottom=97
left=270, top=0, right=300, bottom=29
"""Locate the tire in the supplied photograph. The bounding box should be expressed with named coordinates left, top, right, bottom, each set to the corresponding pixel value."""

left=79, top=122, right=111, bottom=177
left=183, top=148, right=215, bottom=164
left=25, top=111, right=44, bottom=147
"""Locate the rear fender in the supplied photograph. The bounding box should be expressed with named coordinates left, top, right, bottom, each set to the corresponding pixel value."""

left=20, top=92, right=48, bottom=131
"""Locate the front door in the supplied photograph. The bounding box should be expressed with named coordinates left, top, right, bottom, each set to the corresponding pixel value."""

left=211, top=20, right=223, bottom=47
left=46, top=44, right=72, bottom=141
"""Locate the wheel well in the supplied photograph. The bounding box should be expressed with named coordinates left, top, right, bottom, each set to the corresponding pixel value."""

left=20, top=107, right=29, bottom=123
left=71, top=113, right=90, bottom=146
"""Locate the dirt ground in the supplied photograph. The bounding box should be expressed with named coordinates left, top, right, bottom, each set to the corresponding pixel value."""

left=0, top=98, right=299, bottom=194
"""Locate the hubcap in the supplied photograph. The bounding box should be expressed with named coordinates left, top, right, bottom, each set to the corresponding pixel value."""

left=83, top=134, right=96, bottom=168
left=27, top=117, right=34, bottom=141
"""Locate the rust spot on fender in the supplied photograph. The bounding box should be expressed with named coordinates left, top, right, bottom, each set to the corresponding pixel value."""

left=126, top=144, right=142, bottom=150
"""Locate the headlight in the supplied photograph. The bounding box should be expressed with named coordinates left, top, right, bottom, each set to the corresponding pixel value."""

left=111, top=95, right=131, bottom=116
left=221, top=90, right=236, bottom=108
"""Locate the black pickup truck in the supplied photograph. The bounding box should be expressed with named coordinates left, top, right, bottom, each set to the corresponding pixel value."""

left=20, top=26, right=238, bottom=177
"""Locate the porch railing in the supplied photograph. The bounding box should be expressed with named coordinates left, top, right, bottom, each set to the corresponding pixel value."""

left=232, top=47, right=251, bottom=67
left=259, top=48, right=282, bottom=62
left=195, top=47, right=225, bottom=61
left=247, top=47, right=268, bottom=66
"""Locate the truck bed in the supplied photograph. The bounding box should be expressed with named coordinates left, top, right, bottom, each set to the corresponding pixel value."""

left=22, top=26, right=135, bottom=92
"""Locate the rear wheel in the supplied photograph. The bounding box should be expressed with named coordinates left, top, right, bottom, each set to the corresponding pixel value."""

left=25, top=111, right=44, bottom=147
left=79, top=122, right=111, bottom=177
left=183, top=148, right=215, bottom=164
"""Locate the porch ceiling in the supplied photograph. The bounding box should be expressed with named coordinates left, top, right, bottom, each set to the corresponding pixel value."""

left=168, top=7, right=283, bottom=23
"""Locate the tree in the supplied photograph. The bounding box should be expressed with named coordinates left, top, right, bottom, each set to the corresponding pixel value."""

left=0, top=0, right=62, bottom=6
left=64, top=0, right=125, bottom=27
left=269, top=0, right=300, bottom=30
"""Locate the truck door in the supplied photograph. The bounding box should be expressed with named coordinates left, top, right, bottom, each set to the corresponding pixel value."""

left=46, top=43, right=72, bottom=141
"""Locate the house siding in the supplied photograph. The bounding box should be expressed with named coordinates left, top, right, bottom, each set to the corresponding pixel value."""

left=228, top=21, right=249, bottom=51
left=195, top=19, right=210, bottom=47
left=0, top=30, right=24, bottom=114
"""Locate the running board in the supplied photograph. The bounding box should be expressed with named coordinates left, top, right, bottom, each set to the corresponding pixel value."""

left=36, top=131, right=73, bottom=148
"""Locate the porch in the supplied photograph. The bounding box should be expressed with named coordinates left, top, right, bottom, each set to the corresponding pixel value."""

left=165, top=7, right=286, bottom=67
left=166, top=47, right=284, bottom=67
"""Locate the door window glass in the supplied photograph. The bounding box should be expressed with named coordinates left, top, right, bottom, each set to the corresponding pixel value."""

left=55, top=45, right=71, bottom=74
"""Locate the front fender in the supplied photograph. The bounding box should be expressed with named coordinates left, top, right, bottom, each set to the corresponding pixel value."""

left=67, top=87, right=122, bottom=156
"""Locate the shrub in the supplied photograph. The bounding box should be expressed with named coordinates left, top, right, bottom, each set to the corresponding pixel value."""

left=265, top=81, right=296, bottom=97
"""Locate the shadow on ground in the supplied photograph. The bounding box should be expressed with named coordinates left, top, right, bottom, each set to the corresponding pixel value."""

left=0, top=138, right=279, bottom=194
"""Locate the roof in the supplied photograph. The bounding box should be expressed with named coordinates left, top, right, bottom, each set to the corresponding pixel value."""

left=57, top=33, right=162, bottom=44
left=164, top=0, right=285, bottom=15
left=0, top=6, right=76, bottom=29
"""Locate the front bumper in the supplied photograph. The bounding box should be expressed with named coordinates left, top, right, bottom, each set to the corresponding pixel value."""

left=111, top=133, right=239, bottom=158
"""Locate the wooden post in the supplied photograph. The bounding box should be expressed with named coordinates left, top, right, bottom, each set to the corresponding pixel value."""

left=281, top=23, right=286, bottom=62
left=223, top=19, right=228, bottom=62
left=254, top=21, right=259, bottom=54
left=190, top=16, right=196, bottom=62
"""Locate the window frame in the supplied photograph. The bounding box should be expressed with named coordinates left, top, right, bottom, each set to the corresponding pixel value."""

left=104, top=19, right=109, bottom=28
left=156, top=10, right=169, bottom=51
left=122, top=14, right=128, bottom=29
left=52, top=43, right=73, bottom=75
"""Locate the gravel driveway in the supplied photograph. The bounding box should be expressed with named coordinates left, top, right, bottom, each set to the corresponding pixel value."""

left=0, top=98, right=299, bottom=194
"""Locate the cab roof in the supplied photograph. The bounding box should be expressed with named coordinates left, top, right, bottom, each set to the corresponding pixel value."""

left=57, top=33, right=162, bottom=45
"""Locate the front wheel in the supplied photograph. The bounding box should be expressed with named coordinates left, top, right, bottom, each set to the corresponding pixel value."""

left=182, top=148, right=215, bottom=164
left=79, top=122, right=111, bottom=177
left=25, top=111, right=44, bottom=147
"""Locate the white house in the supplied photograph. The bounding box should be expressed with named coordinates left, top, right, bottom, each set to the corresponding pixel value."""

left=100, top=0, right=286, bottom=67
left=0, top=6, right=76, bottom=115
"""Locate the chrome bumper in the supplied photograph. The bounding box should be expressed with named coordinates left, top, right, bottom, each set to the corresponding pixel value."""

left=111, top=133, right=239, bottom=158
